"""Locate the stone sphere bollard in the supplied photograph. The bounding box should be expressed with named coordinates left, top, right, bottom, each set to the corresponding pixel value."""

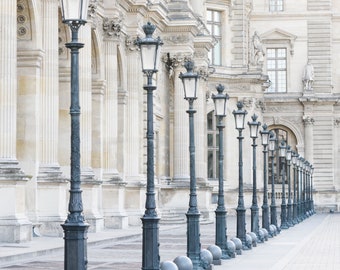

left=245, top=233, right=253, bottom=249
left=160, top=261, right=179, bottom=270
left=200, top=249, right=213, bottom=270
left=261, top=228, right=269, bottom=241
left=207, top=245, right=222, bottom=265
left=270, top=224, right=277, bottom=236
left=231, top=237, right=242, bottom=255
left=227, top=240, right=236, bottom=258
left=258, top=228, right=265, bottom=243
left=173, top=256, right=193, bottom=270
left=247, top=232, right=258, bottom=247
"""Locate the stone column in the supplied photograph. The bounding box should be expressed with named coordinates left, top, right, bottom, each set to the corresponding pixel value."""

left=35, top=0, right=68, bottom=236
left=173, top=63, right=190, bottom=182
left=0, top=0, right=31, bottom=242
left=78, top=22, right=103, bottom=232
left=101, top=16, right=128, bottom=228
left=303, top=115, right=314, bottom=162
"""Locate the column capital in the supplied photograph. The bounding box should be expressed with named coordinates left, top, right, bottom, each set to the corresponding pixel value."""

left=103, top=16, right=123, bottom=40
left=303, top=115, right=315, bottom=126
left=162, top=52, right=193, bottom=79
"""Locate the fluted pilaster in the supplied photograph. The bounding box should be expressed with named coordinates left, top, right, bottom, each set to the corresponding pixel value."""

left=173, top=66, right=190, bottom=181
left=0, top=0, right=31, bottom=243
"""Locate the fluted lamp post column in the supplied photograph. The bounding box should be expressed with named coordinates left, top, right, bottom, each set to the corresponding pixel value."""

left=260, top=124, right=270, bottom=234
left=59, top=1, right=90, bottom=269
left=286, top=146, right=293, bottom=227
left=212, top=84, right=230, bottom=259
left=248, top=114, right=261, bottom=238
left=136, top=21, right=163, bottom=270
left=279, top=140, right=288, bottom=230
left=269, top=132, right=279, bottom=232
left=232, top=101, right=248, bottom=249
left=179, top=60, right=202, bottom=269
left=292, top=151, right=298, bottom=225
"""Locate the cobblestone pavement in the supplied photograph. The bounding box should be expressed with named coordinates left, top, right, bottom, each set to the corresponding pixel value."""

left=0, top=213, right=339, bottom=269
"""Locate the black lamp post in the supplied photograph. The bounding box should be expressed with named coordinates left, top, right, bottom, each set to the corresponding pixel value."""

left=179, top=60, right=202, bottom=269
left=248, top=114, right=261, bottom=238
left=297, top=156, right=303, bottom=222
left=260, top=124, right=270, bottom=234
left=232, top=101, right=248, bottom=249
left=301, top=159, right=307, bottom=220
left=59, top=1, right=90, bottom=269
left=268, top=132, right=278, bottom=232
left=279, top=140, right=288, bottom=230
left=310, top=165, right=315, bottom=214
left=136, top=21, right=163, bottom=270
left=286, top=146, right=293, bottom=227
left=305, top=161, right=311, bottom=216
left=292, top=151, right=298, bottom=225
left=212, top=84, right=230, bottom=259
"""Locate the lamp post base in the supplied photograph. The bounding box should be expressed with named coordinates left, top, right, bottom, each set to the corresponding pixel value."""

left=62, top=222, right=89, bottom=270
left=141, top=216, right=160, bottom=270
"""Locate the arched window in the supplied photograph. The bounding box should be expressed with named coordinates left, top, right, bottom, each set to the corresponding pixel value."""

left=268, top=127, right=297, bottom=184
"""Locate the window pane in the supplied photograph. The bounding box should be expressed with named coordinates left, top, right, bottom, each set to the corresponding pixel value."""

left=267, top=49, right=275, bottom=58
left=267, top=60, right=276, bottom=69
left=207, top=111, right=213, bottom=130
left=277, top=71, right=286, bottom=92
left=277, top=48, right=286, bottom=57
left=207, top=10, right=212, bottom=21
left=213, top=42, right=221, bottom=66
left=277, top=59, right=286, bottom=69
left=214, top=11, right=221, bottom=22
left=213, top=25, right=221, bottom=36
left=208, top=134, right=213, bottom=147
left=208, top=151, right=213, bottom=178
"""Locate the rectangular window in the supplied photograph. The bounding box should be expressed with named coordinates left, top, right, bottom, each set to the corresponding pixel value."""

left=267, top=48, right=287, bottom=92
left=269, top=0, right=284, bottom=12
left=207, top=10, right=222, bottom=66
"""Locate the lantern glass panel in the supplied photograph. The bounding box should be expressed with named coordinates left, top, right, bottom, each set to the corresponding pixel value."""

left=59, top=0, right=89, bottom=21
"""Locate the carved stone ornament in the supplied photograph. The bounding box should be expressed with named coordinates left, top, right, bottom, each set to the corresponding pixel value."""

left=88, top=0, right=99, bottom=19
left=302, top=115, right=315, bottom=126
left=162, top=53, right=193, bottom=79
left=125, top=35, right=139, bottom=52
left=17, top=0, right=31, bottom=40
left=163, top=34, right=191, bottom=45
left=334, top=118, right=340, bottom=127
left=103, top=16, right=122, bottom=39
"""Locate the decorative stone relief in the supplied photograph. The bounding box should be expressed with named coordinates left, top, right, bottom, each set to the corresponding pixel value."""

left=302, top=61, right=314, bottom=91
left=334, top=118, right=340, bottom=127
left=163, top=35, right=191, bottom=45
left=250, top=31, right=265, bottom=67
left=242, top=97, right=254, bottom=108
left=255, top=98, right=266, bottom=113
left=162, top=53, right=193, bottom=79
left=17, top=0, right=32, bottom=40
left=197, top=66, right=215, bottom=81
left=103, top=16, right=122, bottom=39
left=125, top=35, right=139, bottom=52
left=302, top=115, right=315, bottom=126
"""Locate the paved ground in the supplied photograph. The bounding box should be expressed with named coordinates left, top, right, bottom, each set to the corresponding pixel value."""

left=0, top=213, right=339, bottom=269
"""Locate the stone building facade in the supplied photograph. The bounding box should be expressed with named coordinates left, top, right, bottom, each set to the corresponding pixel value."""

left=0, top=0, right=339, bottom=242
